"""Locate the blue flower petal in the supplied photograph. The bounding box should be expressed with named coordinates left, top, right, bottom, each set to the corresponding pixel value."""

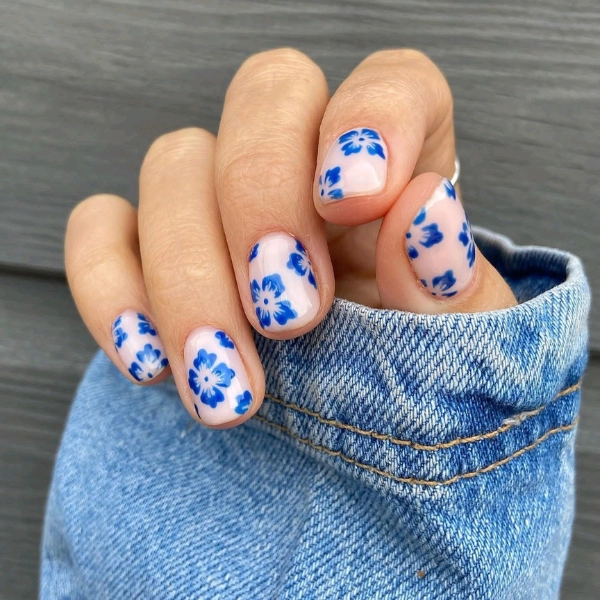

left=295, top=239, right=307, bottom=255
left=200, top=385, right=225, bottom=408
left=273, top=300, right=297, bottom=326
left=188, top=369, right=200, bottom=394
left=432, top=270, right=456, bottom=292
left=215, top=330, right=235, bottom=349
left=256, top=306, right=271, bottom=328
left=366, top=142, right=385, bottom=159
left=458, top=223, right=470, bottom=246
left=324, top=167, right=341, bottom=187
left=328, top=188, right=344, bottom=199
left=212, top=362, right=234, bottom=388
left=340, top=141, right=362, bottom=156
left=234, top=390, right=253, bottom=415
left=413, top=208, right=427, bottom=225
left=307, top=270, right=317, bottom=289
left=249, top=243, right=259, bottom=262
left=193, top=349, right=216, bottom=371
left=129, top=362, right=143, bottom=382
left=361, top=128, right=380, bottom=140
left=338, top=130, right=359, bottom=144
left=136, top=343, right=160, bottom=364
left=287, top=252, right=306, bottom=276
left=250, top=279, right=261, bottom=303
left=419, top=223, right=444, bottom=248
left=444, top=180, right=457, bottom=200
left=137, top=313, right=157, bottom=336
left=262, top=274, right=285, bottom=298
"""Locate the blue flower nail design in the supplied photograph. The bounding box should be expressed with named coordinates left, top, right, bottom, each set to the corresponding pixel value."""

left=338, top=128, right=385, bottom=159
left=418, top=223, right=444, bottom=248
left=318, top=166, right=344, bottom=200
left=128, top=343, right=169, bottom=381
left=137, top=313, right=157, bottom=336
left=249, top=243, right=259, bottom=262
left=431, top=270, right=457, bottom=297
left=413, top=207, right=427, bottom=225
left=188, top=349, right=235, bottom=408
left=251, top=274, right=298, bottom=329
left=458, top=221, right=476, bottom=268
left=287, top=240, right=317, bottom=289
left=405, top=180, right=475, bottom=300
left=113, top=316, right=128, bottom=348
left=234, top=390, right=253, bottom=415
left=215, top=330, right=235, bottom=349
left=444, top=179, right=457, bottom=200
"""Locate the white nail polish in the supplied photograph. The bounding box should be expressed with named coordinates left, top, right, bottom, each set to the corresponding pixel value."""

left=405, top=179, right=476, bottom=298
left=184, top=327, right=253, bottom=425
left=112, top=310, right=169, bottom=382
left=248, top=233, right=320, bottom=332
left=318, top=127, right=387, bottom=202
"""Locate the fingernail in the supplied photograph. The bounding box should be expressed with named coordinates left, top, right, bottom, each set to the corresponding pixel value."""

left=318, top=127, right=387, bottom=203
left=185, top=326, right=253, bottom=425
left=248, top=232, right=319, bottom=331
left=112, top=310, right=169, bottom=382
left=405, top=179, right=476, bottom=298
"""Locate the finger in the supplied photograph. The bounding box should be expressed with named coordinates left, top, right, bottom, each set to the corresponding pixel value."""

left=139, top=128, right=264, bottom=428
left=65, top=195, right=170, bottom=383
left=376, top=174, right=517, bottom=312
left=314, top=49, right=456, bottom=226
left=215, top=48, right=334, bottom=338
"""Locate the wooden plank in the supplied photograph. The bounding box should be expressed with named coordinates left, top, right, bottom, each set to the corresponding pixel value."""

left=0, top=0, right=599, bottom=346
left=0, top=273, right=598, bottom=598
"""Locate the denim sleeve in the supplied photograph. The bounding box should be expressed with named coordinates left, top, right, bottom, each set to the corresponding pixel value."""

left=42, top=227, right=590, bottom=600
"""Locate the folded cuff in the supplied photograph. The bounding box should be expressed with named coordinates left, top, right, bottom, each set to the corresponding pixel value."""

left=253, top=226, right=590, bottom=486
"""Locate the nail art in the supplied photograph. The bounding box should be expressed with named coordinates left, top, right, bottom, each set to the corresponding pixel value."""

left=405, top=179, right=475, bottom=298
left=318, top=128, right=387, bottom=202
left=111, top=310, right=169, bottom=382
left=248, top=233, right=320, bottom=332
left=185, top=326, right=253, bottom=425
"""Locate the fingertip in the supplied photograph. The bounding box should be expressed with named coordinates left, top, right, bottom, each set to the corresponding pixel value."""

left=376, top=173, right=517, bottom=314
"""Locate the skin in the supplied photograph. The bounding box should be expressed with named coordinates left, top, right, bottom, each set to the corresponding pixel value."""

left=65, top=48, right=517, bottom=429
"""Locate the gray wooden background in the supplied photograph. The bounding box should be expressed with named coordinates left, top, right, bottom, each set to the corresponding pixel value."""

left=0, top=1, right=598, bottom=598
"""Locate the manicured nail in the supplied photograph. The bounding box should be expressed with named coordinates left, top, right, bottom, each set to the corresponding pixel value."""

left=185, top=326, right=253, bottom=425
left=318, top=127, right=387, bottom=203
left=248, top=232, right=319, bottom=331
left=112, top=310, right=169, bottom=382
left=405, top=179, right=476, bottom=298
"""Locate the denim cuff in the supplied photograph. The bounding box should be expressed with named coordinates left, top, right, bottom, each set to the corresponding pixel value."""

left=253, top=226, right=589, bottom=487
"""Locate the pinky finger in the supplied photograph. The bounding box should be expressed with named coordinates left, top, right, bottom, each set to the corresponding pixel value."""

left=65, top=194, right=170, bottom=384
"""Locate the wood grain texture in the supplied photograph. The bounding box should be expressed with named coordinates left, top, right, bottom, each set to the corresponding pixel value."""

left=0, top=274, right=598, bottom=598
left=0, top=0, right=599, bottom=346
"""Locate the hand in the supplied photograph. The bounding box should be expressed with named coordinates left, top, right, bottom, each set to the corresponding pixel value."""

left=65, top=48, right=516, bottom=428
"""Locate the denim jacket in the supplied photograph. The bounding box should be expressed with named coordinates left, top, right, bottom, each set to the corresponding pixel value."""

left=42, top=226, right=590, bottom=599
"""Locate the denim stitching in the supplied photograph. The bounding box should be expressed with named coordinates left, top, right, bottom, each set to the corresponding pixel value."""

left=254, top=415, right=579, bottom=486
left=263, top=381, right=581, bottom=451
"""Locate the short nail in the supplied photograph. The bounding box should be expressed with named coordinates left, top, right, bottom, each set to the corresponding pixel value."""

left=248, top=232, right=320, bottom=331
left=112, top=310, right=169, bottom=382
left=318, top=127, right=387, bottom=203
left=405, top=179, right=476, bottom=298
left=185, top=326, right=253, bottom=425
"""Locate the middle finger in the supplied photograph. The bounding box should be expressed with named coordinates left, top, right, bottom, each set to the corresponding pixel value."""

left=215, top=48, right=334, bottom=338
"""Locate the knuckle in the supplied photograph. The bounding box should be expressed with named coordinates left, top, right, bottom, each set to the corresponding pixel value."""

left=145, top=240, right=218, bottom=301
left=238, top=47, right=317, bottom=78
left=143, top=127, right=215, bottom=171
left=218, top=147, right=303, bottom=205
left=67, top=194, right=125, bottom=229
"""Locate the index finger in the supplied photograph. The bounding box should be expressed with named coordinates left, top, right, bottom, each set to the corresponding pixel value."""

left=314, top=49, right=456, bottom=226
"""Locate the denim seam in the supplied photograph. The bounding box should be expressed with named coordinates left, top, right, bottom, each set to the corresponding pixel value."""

left=263, top=381, right=581, bottom=451
left=254, top=416, right=579, bottom=486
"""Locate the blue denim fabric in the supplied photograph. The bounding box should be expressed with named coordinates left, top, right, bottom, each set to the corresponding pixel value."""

left=41, top=227, right=590, bottom=600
